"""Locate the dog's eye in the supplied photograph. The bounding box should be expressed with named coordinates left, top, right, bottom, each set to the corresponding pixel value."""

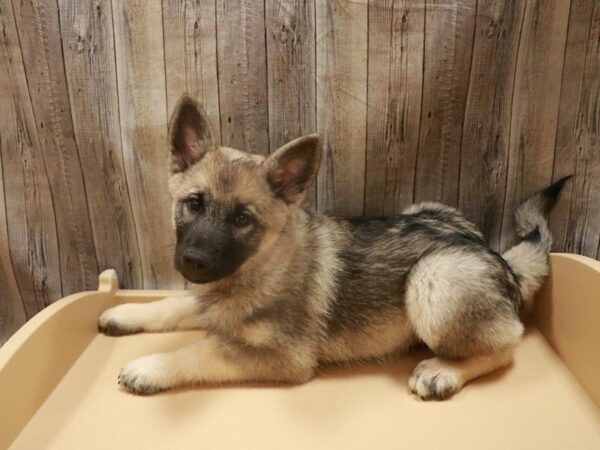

left=186, top=195, right=204, bottom=213
left=234, top=212, right=252, bottom=228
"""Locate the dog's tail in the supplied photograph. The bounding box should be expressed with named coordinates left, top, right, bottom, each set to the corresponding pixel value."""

left=502, top=176, right=572, bottom=313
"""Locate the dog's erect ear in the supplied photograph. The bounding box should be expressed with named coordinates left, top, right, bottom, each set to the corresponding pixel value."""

left=168, top=95, right=214, bottom=174
left=264, top=134, right=322, bottom=204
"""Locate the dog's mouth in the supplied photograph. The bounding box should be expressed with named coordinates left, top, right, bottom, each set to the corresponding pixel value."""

left=180, top=271, right=228, bottom=284
left=175, top=260, right=240, bottom=285
left=173, top=236, right=258, bottom=285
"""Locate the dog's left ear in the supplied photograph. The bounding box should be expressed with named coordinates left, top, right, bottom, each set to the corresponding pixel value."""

left=168, top=94, right=214, bottom=174
left=264, top=134, right=322, bottom=204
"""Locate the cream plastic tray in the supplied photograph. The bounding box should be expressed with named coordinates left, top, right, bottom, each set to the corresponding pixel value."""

left=1, top=254, right=599, bottom=449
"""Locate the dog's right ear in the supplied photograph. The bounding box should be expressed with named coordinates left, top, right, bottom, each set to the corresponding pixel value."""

left=168, top=95, right=214, bottom=174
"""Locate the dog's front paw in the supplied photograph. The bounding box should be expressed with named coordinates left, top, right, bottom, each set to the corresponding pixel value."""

left=409, top=357, right=463, bottom=400
left=98, top=304, right=143, bottom=336
left=118, top=354, right=171, bottom=395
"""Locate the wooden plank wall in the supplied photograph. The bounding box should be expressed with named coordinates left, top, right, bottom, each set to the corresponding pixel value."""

left=0, top=0, right=597, bottom=343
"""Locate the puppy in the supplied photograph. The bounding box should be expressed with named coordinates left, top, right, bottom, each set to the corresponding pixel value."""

left=99, top=94, right=569, bottom=399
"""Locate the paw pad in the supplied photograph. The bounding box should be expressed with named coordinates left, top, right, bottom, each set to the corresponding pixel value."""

left=98, top=321, right=141, bottom=336
left=118, top=371, right=164, bottom=395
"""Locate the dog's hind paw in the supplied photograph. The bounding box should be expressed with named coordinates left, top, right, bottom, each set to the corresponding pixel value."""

left=409, top=357, right=464, bottom=400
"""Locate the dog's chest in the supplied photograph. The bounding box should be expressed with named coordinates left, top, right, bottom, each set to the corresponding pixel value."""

left=199, top=298, right=264, bottom=341
left=200, top=300, right=242, bottom=331
left=199, top=294, right=295, bottom=349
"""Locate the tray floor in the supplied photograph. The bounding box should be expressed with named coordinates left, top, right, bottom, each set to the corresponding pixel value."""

left=10, top=329, right=600, bottom=450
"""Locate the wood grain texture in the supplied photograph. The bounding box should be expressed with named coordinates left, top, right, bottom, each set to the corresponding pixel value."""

left=0, top=155, right=25, bottom=345
left=163, top=0, right=221, bottom=143
left=0, top=0, right=62, bottom=322
left=112, top=0, right=182, bottom=288
left=458, top=0, right=526, bottom=249
left=216, top=0, right=270, bottom=154
left=316, top=0, right=368, bottom=215
left=500, top=0, right=571, bottom=251
left=552, top=0, right=600, bottom=258
left=59, top=0, right=143, bottom=288
left=414, top=0, right=475, bottom=207
left=12, top=0, right=99, bottom=294
left=0, top=0, right=31, bottom=342
left=266, top=0, right=317, bottom=207
left=364, top=0, right=424, bottom=215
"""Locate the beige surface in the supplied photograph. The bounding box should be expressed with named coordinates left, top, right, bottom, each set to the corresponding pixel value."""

left=8, top=330, right=600, bottom=450
left=1, top=256, right=600, bottom=449
left=535, top=253, right=600, bottom=408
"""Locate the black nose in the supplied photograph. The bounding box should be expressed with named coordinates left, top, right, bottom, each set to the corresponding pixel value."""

left=182, top=248, right=212, bottom=271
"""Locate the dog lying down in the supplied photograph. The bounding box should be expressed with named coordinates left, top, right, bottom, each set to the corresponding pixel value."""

left=99, top=94, right=570, bottom=400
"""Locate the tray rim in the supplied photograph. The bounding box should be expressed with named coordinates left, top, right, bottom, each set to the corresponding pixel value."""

left=0, top=270, right=187, bottom=371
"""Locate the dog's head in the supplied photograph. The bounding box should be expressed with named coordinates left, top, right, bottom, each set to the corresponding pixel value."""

left=167, top=95, right=322, bottom=284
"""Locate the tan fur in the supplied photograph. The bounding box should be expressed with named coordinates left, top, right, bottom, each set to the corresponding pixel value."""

left=503, top=242, right=549, bottom=314
left=98, top=296, right=202, bottom=333
left=406, top=251, right=524, bottom=357
left=99, top=95, right=560, bottom=400
left=321, top=312, right=416, bottom=363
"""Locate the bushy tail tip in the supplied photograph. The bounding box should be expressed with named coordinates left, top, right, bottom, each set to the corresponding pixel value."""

left=504, top=176, right=572, bottom=313
left=513, top=175, right=572, bottom=251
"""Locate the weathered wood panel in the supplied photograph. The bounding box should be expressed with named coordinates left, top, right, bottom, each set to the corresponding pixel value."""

left=364, top=0, right=424, bottom=215
left=458, top=0, right=526, bottom=249
left=552, top=0, right=600, bottom=258
left=112, top=0, right=181, bottom=288
left=0, top=147, right=25, bottom=343
left=59, top=0, right=143, bottom=288
left=316, top=0, right=368, bottom=215
left=266, top=0, right=317, bottom=207
left=0, top=0, right=62, bottom=323
left=216, top=0, right=270, bottom=154
left=12, top=0, right=99, bottom=294
left=163, top=0, right=222, bottom=143
left=0, top=155, right=25, bottom=344
left=0, top=0, right=31, bottom=343
left=414, top=0, right=475, bottom=207
left=500, top=0, right=571, bottom=251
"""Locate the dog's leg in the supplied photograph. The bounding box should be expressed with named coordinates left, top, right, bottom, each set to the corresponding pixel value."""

left=118, top=335, right=315, bottom=394
left=408, top=348, right=513, bottom=400
left=405, top=251, right=524, bottom=400
left=98, top=296, right=202, bottom=336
